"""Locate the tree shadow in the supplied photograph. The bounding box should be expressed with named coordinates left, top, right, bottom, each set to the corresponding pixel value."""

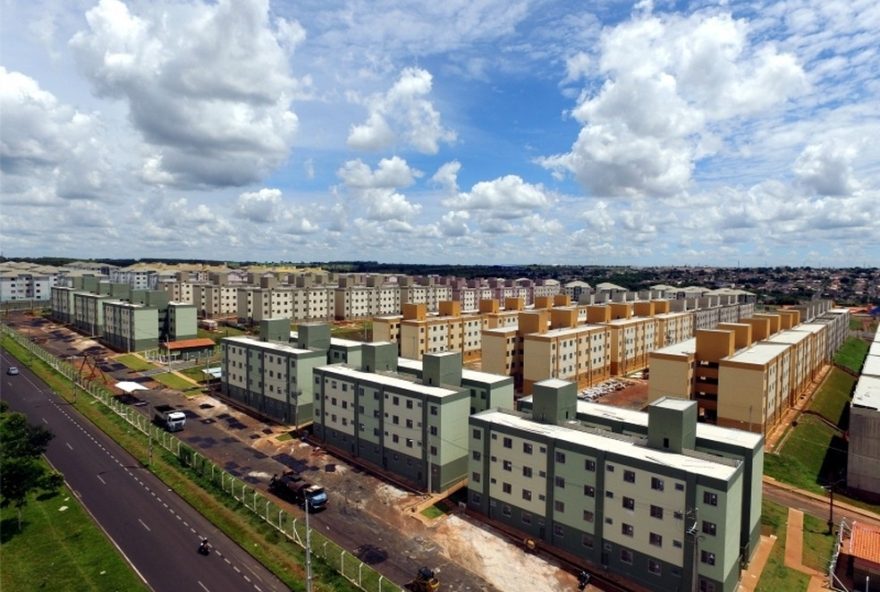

left=0, top=517, right=28, bottom=543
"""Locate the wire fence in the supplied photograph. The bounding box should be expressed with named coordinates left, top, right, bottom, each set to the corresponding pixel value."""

left=1, top=325, right=403, bottom=592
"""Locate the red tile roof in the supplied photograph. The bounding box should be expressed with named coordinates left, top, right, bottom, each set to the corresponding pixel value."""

left=850, top=521, right=880, bottom=564
left=162, top=338, right=216, bottom=351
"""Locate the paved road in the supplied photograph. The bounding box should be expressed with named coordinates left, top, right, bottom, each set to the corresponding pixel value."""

left=1, top=349, right=290, bottom=592
left=764, top=480, right=880, bottom=530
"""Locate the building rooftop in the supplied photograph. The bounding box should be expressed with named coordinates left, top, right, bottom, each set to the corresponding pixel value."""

left=536, top=378, right=571, bottom=389
left=853, top=376, right=880, bottom=411
left=474, top=409, right=740, bottom=481
left=862, top=355, right=880, bottom=379
left=225, top=335, right=314, bottom=355
left=849, top=521, right=880, bottom=564
left=792, top=323, right=829, bottom=336
left=533, top=324, right=606, bottom=339
left=653, top=337, right=696, bottom=357
left=318, top=364, right=461, bottom=399
left=724, top=342, right=790, bottom=366
left=765, top=329, right=812, bottom=346
left=163, top=338, right=216, bottom=350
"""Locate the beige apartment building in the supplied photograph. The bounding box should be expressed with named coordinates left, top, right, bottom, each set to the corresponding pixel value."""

left=648, top=307, right=850, bottom=434
left=399, top=302, right=482, bottom=361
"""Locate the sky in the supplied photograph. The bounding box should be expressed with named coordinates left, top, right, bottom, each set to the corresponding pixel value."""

left=1, top=0, right=878, bottom=267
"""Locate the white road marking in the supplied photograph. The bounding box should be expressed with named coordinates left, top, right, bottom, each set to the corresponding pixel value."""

left=96, top=474, right=106, bottom=485
left=198, top=581, right=210, bottom=592
left=41, top=417, right=48, bottom=424
left=138, top=518, right=151, bottom=532
left=65, top=442, right=73, bottom=450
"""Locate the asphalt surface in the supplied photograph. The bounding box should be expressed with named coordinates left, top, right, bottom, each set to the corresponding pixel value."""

left=0, top=349, right=290, bottom=592
left=763, top=479, right=880, bottom=530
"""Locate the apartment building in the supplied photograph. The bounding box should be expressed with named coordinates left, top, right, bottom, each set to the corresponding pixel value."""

left=220, top=320, right=328, bottom=426
left=847, top=328, right=880, bottom=498
left=518, top=396, right=764, bottom=562
left=373, top=315, right=403, bottom=349
left=73, top=291, right=109, bottom=336
left=469, top=381, right=746, bottom=592
left=648, top=308, right=849, bottom=434
left=194, top=284, right=238, bottom=318
left=110, top=266, right=158, bottom=290
left=102, top=300, right=159, bottom=352
left=159, top=280, right=197, bottom=304
left=564, top=281, right=593, bottom=304
left=453, top=283, right=494, bottom=312
left=312, top=347, right=471, bottom=492
left=399, top=302, right=483, bottom=361
left=0, top=269, right=54, bottom=302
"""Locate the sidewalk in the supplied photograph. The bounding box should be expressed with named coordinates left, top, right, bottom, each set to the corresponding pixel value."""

left=784, top=509, right=829, bottom=592
left=739, top=534, right=776, bottom=592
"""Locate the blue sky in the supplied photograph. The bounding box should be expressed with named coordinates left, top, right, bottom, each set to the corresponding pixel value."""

left=1, top=0, right=878, bottom=266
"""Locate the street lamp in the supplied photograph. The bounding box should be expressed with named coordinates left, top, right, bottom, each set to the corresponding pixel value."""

left=824, top=477, right=847, bottom=535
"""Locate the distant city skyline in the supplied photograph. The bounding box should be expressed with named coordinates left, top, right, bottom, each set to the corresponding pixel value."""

left=1, top=0, right=878, bottom=266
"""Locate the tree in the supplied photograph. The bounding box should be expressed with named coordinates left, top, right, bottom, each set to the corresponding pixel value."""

left=0, top=403, right=64, bottom=529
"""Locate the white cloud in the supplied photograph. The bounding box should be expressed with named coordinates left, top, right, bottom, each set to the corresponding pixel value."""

left=347, top=67, right=456, bottom=154
left=236, top=188, right=283, bottom=223
left=793, top=140, right=860, bottom=196
left=337, top=156, right=421, bottom=188
left=0, top=67, right=113, bottom=204
left=69, top=0, right=301, bottom=188
left=431, top=161, right=461, bottom=194
left=542, top=11, right=807, bottom=197
left=444, top=175, right=555, bottom=217
left=562, top=52, right=590, bottom=84
left=438, top=210, right=470, bottom=236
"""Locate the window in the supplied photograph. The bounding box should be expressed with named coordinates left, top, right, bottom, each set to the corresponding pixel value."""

left=584, top=485, right=595, bottom=497
left=522, top=489, right=532, bottom=501
left=702, top=521, right=717, bottom=536
left=583, top=510, right=594, bottom=523
left=673, top=540, right=683, bottom=549
left=607, top=464, right=615, bottom=472
left=502, top=504, right=512, bottom=517
left=651, top=477, right=664, bottom=491
left=523, top=442, right=533, bottom=454
left=605, top=491, right=614, bottom=499
left=704, top=491, right=718, bottom=506
left=473, top=429, right=481, bottom=440
left=406, top=419, right=413, bottom=428
left=430, top=406, right=438, bottom=416
left=393, top=396, right=399, bottom=405
left=430, top=445, right=437, bottom=455
left=623, top=497, right=635, bottom=510
left=502, top=483, right=512, bottom=494
left=430, top=426, right=438, bottom=436
left=648, top=559, right=662, bottom=575
left=472, top=451, right=481, bottom=461
left=585, top=459, right=596, bottom=471
left=553, top=524, right=564, bottom=537
left=522, top=512, right=532, bottom=525
left=650, top=505, right=663, bottom=519
left=503, top=437, right=512, bottom=449
left=582, top=535, right=594, bottom=549
left=503, top=460, right=512, bottom=471
left=523, top=466, right=533, bottom=478
left=649, top=532, right=662, bottom=547
left=472, top=472, right=481, bottom=483
left=675, top=482, right=685, bottom=491
left=624, top=470, right=636, bottom=483
left=554, top=500, right=565, bottom=512
left=406, top=400, right=413, bottom=409
left=405, top=438, right=413, bottom=448
left=554, top=476, right=565, bottom=488
left=701, top=551, right=716, bottom=566
left=392, top=434, right=399, bottom=443
left=620, top=549, right=633, bottom=564
left=699, top=579, right=716, bottom=592
left=555, top=451, right=566, bottom=463
left=621, top=523, right=634, bottom=537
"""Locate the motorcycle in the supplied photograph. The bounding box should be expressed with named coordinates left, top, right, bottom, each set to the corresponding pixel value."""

left=198, top=538, right=210, bottom=555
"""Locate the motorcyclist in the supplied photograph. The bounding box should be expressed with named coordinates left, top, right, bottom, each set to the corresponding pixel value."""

left=199, top=537, right=209, bottom=554
left=577, top=570, right=590, bottom=591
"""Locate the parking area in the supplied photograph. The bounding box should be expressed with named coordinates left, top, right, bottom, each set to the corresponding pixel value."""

left=4, top=312, right=592, bottom=592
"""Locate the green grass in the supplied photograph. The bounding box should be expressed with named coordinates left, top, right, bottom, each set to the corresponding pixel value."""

left=276, top=432, right=294, bottom=442
left=115, top=353, right=156, bottom=372
left=1, top=336, right=366, bottom=592
left=420, top=504, right=446, bottom=519
left=198, top=326, right=249, bottom=342
left=801, top=514, right=835, bottom=572
left=809, top=369, right=854, bottom=425
left=178, top=366, right=210, bottom=383
left=756, top=500, right=811, bottom=592
left=330, top=322, right=372, bottom=341
left=152, top=372, right=202, bottom=392
left=0, top=480, right=150, bottom=592
left=833, top=337, right=869, bottom=374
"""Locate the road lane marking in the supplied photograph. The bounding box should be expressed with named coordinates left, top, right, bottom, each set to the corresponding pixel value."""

left=198, top=581, right=210, bottom=592
left=41, top=417, right=48, bottom=424
left=96, top=474, right=106, bottom=485
left=138, top=518, right=151, bottom=532
left=65, top=442, right=73, bottom=450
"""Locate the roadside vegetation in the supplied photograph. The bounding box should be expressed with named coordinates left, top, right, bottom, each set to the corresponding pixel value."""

left=0, top=475, right=150, bottom=592
left=756, top=500, right=810, bottom=592
left=1, top=335, right=364, bottom=592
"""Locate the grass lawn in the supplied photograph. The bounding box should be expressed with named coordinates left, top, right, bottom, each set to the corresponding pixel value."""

left=276, top=432, right=294, bottom=442
left=420, top=505, right=447, bottom=520
left=756, top=500, right=811, bottom=592
left=178, top=366, right=209, bottom=383
left=115, top=353, right=157, bottom=372
left=801, top=513, right=835, bottom=572
left=151, top=371, right=202, bottom=392
left=0, top=482, right=149, bottom=592
left=330, top=322, right=372, bottom=341
left=833, top=337, right=869, bottom=374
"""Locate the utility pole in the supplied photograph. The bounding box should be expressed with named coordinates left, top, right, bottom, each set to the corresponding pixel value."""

left=305, top=498, right=313, bottom=592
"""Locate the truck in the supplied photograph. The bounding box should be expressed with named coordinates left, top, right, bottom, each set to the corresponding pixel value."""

left=269, top=471, right=328, bottom=511
left=154, top=409, right=186, bottom=432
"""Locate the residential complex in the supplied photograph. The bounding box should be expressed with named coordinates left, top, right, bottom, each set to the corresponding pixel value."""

left=648, top=303, right=850, bottom=434
left=468, top=381, right=757, bottom=592
left=847, top=326, right=880, bottom=498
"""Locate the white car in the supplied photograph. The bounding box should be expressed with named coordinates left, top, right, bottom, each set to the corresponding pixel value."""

left=7, top=366, right=20, bottom=376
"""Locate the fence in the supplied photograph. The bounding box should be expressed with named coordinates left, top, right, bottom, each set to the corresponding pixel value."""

left=1, top=324, right=403, bottom=592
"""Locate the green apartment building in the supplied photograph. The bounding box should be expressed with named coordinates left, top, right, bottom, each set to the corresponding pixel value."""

left=312, top=345, right=471, bottom=492
left=469, top=380, right=746, bottom=592
left=102, top=301, right=159, bottom=352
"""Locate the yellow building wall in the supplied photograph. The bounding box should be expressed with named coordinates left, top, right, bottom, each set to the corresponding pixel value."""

left=522, top=337, right=553, bottom=394
left=717, top=364, right=767, bottom=433
left=647, top=355, right=694, bottom=403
